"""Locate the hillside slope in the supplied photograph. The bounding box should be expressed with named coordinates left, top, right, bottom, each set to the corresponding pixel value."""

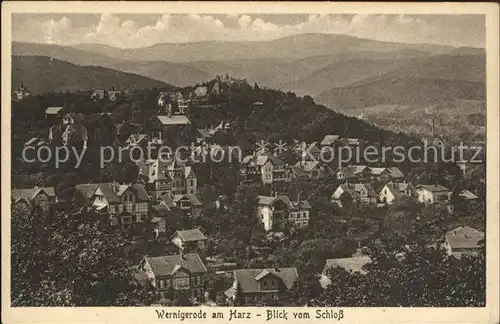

left=12, top=42, right=210, bottom=86
left=12, top=56, right=169, bottom=94
left=316, top=54, right=486, bottom=111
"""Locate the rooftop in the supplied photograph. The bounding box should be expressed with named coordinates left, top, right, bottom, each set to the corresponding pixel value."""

left=143, top=253, right=207, bottom=277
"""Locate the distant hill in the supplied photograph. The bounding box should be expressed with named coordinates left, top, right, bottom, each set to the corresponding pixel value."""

left=12, top=42, right=210, bottom=86
left=316, top=54, right=486, bottom=111
left=316, top=76, right=485, bottom=111
left=280, top=57, right=415, bottom=96
left=13, top=36, right=481, bottom=90
left=12, top=55, right=169, bottom=94
left=70, top=33, right=455, bottom=62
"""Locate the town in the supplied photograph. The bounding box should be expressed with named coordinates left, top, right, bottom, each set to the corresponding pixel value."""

left=11, top=74, right=486, bottom=307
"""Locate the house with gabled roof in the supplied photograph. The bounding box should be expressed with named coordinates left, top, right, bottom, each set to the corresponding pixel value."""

left=256, top=194, right=311, bottom=231
left=172, top=194, right=203, bottom=218
left=170, top=229, right=208, bottom=252
left=137, top=157, right=197, bottom=198
left=292, top=160, right=331, bottom=179
left=75, top=183, right=150, bottom=232
left=292, top=141, right=321, bottom=162
left=458, top=189, right=479, bottom=201
left=125, top=134, right=151, bottom=148
left=331, top=183, right=377, bottom=206
left=334, top=166, right=358, bottom=181
left=139, top=253, right=207, bottom=301
left=240, top=153, right=293, bottom=188
left=387, top=167, right=405, bottom=181
left=224, top=267, right=298, bottom=305
left=369, top=167, right=391, bottom=182
left=24, top=137, right=46, bottom=148
left=13, top=81, right=32, bottom=101
left=45, top=106, right=64, bottom=118
left=91, top=89, right=105, bottom=100
left=320, top=134, right=341, bottom=147
left=444, top=226, right=484, bottom=259
left=416, top=184, right=450, bottom=204
left=11, top=186, right=56, bottom=211
left=378, top=181, right=418, bottom=204
left=320, top=255, right=371, bottom=288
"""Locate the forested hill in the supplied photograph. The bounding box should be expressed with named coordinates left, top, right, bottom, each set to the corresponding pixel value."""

left=179, top=80, right=421, bottom=151
left=12, top=55, right=170, bottom=94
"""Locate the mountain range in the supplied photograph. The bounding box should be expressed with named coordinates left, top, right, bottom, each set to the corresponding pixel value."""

left=11, top=33, right=485, bottom=142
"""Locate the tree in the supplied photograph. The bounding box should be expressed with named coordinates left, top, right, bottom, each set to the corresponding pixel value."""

left=289, top=274, right=323, bottom=306
left=318, top=227, right=486, bottom=307
left=11, top=200, right=153, bottom=306
left=233, top=282, right=245, bottom=306
left=339, top=191, right=354, bottom=209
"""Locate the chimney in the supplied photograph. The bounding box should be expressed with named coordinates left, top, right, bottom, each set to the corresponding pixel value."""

left=274, top=267, right=280, bottom=272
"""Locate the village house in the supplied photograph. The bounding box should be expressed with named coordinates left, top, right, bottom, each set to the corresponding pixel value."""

left=443, top=226, right=484, bottom=259
left=458, top=189, right=479, bottom=201
left=416, top=184, right=450, bottom=204
left=139, top=253, right=207, bottom=301
left=339, top=137, right=365, bottom=153
left=75, top=183, right=150, bottom=232
left=240, top=154, right=293, bottom=189
left=224, top=267, right=298, bottom=305
left=11, top=186, right=57, bottom=211
left=12, top=81, right=32, bottom=101
left=108, top=90, right=122, bottom=101
left=369, top=167, right=392, bottom=182
left=171, top=194, right=203, bottom=218
left=256, top=195, right=311, bottom=231
left=351, top=165, right=372, bottom=180
left=156, top=115, right=191, bottom=130
left=125, top=134, right=152, bottom=148
left=378, top=181, right=418, bottom=204
left=156, top=193, right=203, bottom=219
left=331, top=183, right=378, bottom=206
left=292, top=141, right=321, bottom=161
left=91, top=89, right=106, bottom=100
left=320, top=255, right=371, bottom=288
left=292, top=160, right=331, bottom=180
left=137, top=158, right=197, bottom=198
left=334, top=166, right=358, bottom=182
left=320, top=134, right=341, bottom=147
left=151, top=215, right=168, bottom=240
left=387, top=167, right=406, bottom=181
left=24, top=137, right=46, bottom=148
left=45, top=106, right=65, bottom=120
left=170, top=229, right=208, bottom=252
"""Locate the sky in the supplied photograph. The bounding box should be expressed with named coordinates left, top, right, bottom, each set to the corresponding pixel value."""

left=12, top=13, right=485, bottom=49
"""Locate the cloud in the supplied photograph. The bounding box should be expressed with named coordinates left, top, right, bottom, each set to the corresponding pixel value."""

left=15, top=13, right=484, bottom=48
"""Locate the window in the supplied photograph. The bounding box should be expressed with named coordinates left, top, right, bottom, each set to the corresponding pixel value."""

left=189, top=179, right=194, bottom=186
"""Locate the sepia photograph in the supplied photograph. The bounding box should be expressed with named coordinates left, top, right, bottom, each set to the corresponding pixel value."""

left=2, top=2, right=499, bottom=324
